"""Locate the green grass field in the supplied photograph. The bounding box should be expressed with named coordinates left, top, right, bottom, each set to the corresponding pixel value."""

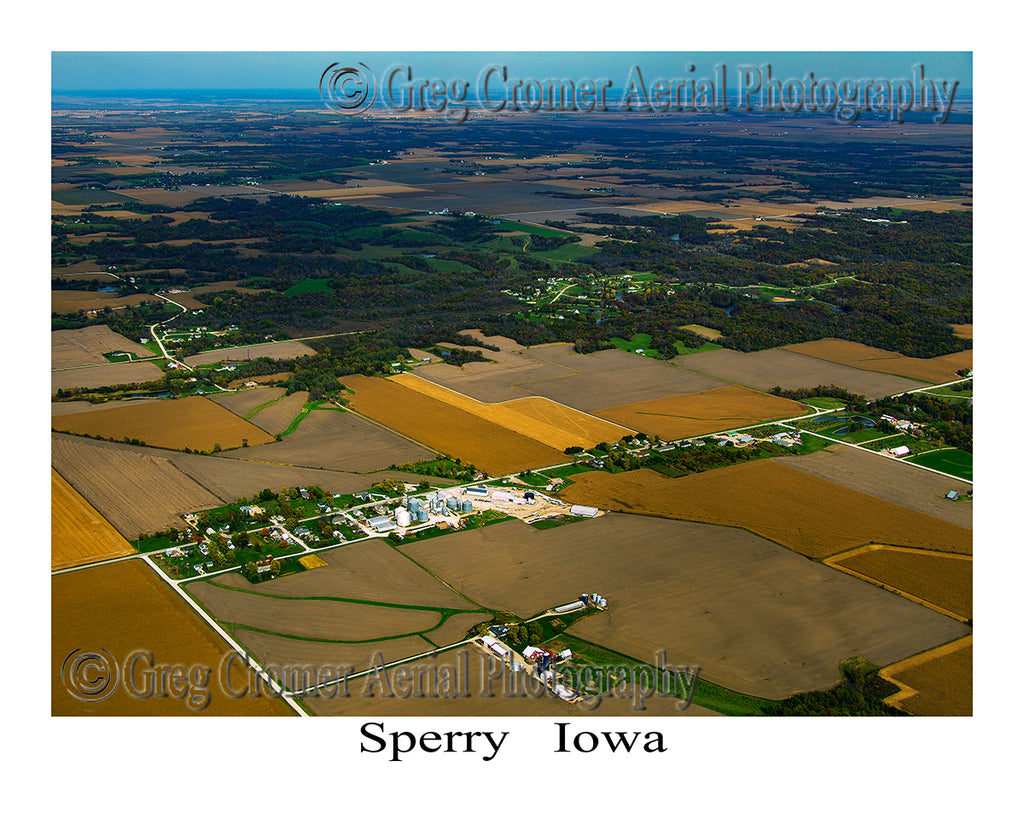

left=283, top=278, right=331, bottom=297
left=907, top=448, right=973, bottom=480
left=609, top=333, right=661, bottom=358
left=672, top=340, right=723, bottom=356
left=52, top=189, right=136, bottom=206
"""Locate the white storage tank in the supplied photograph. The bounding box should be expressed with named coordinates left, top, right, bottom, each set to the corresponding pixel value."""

left=395, top=508, right=412, bottom=527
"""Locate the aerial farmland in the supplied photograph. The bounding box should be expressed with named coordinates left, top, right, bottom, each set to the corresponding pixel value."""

left=50, top=52, right=973, bottom=728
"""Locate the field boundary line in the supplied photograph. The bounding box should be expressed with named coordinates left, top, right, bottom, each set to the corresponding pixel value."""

left=878, top=635, right=973, bottom=713
left=141, top=553, right=308, bottom=716
left=823, top=545, right=971, bottom=623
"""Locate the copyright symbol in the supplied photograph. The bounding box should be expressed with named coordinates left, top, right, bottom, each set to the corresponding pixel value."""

left=62, top=649, right=118, bottom=702
left=319, top=62, right=377, bottom=115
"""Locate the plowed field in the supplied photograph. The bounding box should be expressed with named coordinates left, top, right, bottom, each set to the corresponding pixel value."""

left=51, top=469, right=135, bottom=569
left=595, top=385, right=805, bottom=439
left=343, top=374, right=564, bottom=475
left=881, top=637, right=972, bottom=716
left=783, top=338, right=973, bottom=384
left=52, top=561, right=294, bottom=715
left=559, top=462, right=973, bottom=558
left=677, top=348, right=921, bottom=398
left=218, top=406, right=433, bottom=472
left=52, top=396, right=274, bottom=451
left=391, top=373, right=633, bottom=450
left=828, top=546, right=972, bottom=620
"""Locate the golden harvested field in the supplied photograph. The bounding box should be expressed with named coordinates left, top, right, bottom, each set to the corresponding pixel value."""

left=186, top=580, right=441, bottom=641
left=52, top=469, right=135, bottom=569
left=52, top=325, right=153, bottom=368
left=52, top=561, right=294, bottom=715
left=681, top=324, right=722, bottom=340
left=881, top=637, right=972, bottom=716
left=780, top=445, right=972, bottom=529
left=400, top=515, right=967, bottom=699
left=51, top=291, right=157, bottom=314
left=595, top=385, right=805, bottom=440
left=51, top=396, right=274, bottom=452
left=344, top=374, right=565, bottom=475
left=559, top=462, right=973, bottom=558
left=219, top=406, right=435, bottom=472
left=783, top=338, right=973, bottom=384
left=951, top=324, right=973, bottom=340
left=52, top=434, right=222, bottom=538
left=211, top=538, right=475, bottom=609
left=51, top=361, right=165, bottom=394
left=828, top=546, right=972, bottom=621
left=303, top=646, right=719, bottom=716
left=390, top=373, right=634, bottom=450
left=677, top=348, right=922, bottom=398
left=298, top=554, right=328, bottom=570
left=183, top=339, right=315, bottom=366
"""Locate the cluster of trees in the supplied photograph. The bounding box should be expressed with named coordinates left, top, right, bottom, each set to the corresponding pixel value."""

left=870, top=392, right=973, bottom=452
left=761, top=657, right=905, bottom=716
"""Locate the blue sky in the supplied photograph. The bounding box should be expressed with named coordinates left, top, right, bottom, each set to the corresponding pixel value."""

left=52, top=52, right=972, bottom=92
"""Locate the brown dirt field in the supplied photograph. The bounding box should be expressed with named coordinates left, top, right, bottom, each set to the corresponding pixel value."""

left=219, top=407, right=435, bottom=473
left=209, top=386, right=288, bottom=418
left=263, top=181, right=427, bottom=198
left=186, top=580, right=441, bottom=641
left=411, top=342, right=724, bottom=408
left=51, top=396, right=274, bottom=452
left=559, top=462, right=973, bottom=558
left=242, top=390, right=308, bottom=435
left=53, top=399, right=153, bottom=417
left=52, top=434, right=222, bottom=538
left=51, top=361, right=166, bottom=393
left=783, top=339, right=973, bottom=384
left=391, top=373, right=634, bottom=450
left=677, top=348, right=922, bottom=398
left=228, top=373, right=291, bottom=388
left=521, top=350, right=725, bottom=412
left=778, top=445, right=972, bottom=529
left=828, top=546, right=972, bottom=621
left=399, top=515, right=968, bottom=699
left=951, top=324, right=972, bottom=340
left=51, top=291, right=157, bottom=313
left=210, top=538, right=475, bottom=610
left=303, top=646, right=719, bottom=716
left=52, top=325, right=153, bottom=368
left=183, top=339, right=316, bottom=367
left=52, top=469, right=135, bottom=569
left=228, top=628, right=434, bottom=683
left=52, top=431, right=450, bottom=514
left=595, top=385, right=805, bottom=440
left=52, top=561, right=294, bottom=715
left=881, top=637, right=972, bottom=716
left=344, top=375, right=565, bottom=475
left=681, top=324, right=722, bottom=340
left=458, top=329, right=528, bottom=352
left=109, top=185, right=266, bottom=208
